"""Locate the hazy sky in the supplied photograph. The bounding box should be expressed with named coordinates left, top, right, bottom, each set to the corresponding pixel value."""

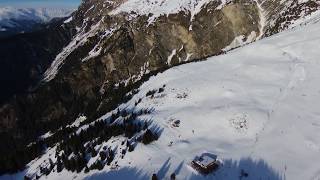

left=0, top=0, right=81, bottom=8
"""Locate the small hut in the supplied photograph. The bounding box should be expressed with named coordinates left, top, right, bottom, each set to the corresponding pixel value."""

left=191, top=153, right=220, bottom=174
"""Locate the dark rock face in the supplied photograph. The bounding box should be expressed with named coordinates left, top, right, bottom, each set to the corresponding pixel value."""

left=0, top=20, right=44, bottom=38
left=0, top=18, right=75, bottom=104
left=262, top=0, right=320, bottom=36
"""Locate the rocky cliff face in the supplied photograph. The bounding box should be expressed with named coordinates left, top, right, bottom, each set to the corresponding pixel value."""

left=261, top=0, right=320, bottom=36
left=0, top=19, right=75, bottom=104
left=0, top=0, right=319, bottom=175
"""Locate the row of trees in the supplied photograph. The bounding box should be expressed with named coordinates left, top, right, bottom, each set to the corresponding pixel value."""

left=0, top=122, right=77, bottom=174
left=25, top=108, right=159, bottom=178
left=5, top=81, right=163, bottom=176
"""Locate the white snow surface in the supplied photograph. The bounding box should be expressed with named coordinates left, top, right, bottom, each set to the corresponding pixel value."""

left=2, top=13, right=320, bottom=180
left=109, top=19, right=320, bottom=180
left=110, top=0, right=230, bottom=24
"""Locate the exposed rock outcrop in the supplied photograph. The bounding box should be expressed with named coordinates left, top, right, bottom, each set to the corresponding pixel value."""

left=262, top=0, right=320, bottom=36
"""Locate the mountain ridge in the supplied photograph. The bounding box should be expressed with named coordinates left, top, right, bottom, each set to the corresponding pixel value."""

left=0, top=7, right=74, bottom=37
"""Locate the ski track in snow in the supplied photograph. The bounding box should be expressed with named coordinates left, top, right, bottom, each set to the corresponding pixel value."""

left=250, top=46, right=307, bottom=157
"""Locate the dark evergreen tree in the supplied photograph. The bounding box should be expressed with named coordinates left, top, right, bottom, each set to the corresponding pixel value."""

left=152, top=173, right=158, bottom=180
left=107, top=149, right=114, bottom=165
left=84, top=166, right=89, bottom=173
left=69, top=157, right=76, bottom=172
left=142, top=129, right=158, bottom=144
left=90, top=160, right=104, bottom=171
left=75, top=154, right=86, bottom=173
left=170, top=173, right=176, bottom=180
left=24, top=175, right=31, bottom=180
left=143, top=122, right=148, bottom=130
left=99, top=151, right=107, bottom=161
left=56, top=156, right=63, bottom=173
left=127, top=140, right=135, bottom=152
left=48, top=158, right=54, bottom=170
left=158, top=87, right=164, bottom=93
left=121, top=149, right=126, bottom=156
left=90, top=146, right=97, bottom=157
left=96, top=160, right=104, bottom=170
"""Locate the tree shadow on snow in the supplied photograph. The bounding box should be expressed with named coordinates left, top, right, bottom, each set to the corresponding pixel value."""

left=189, top=157, right=283, bottom=180
left=84, top=167, right=150, bottom=180
left=157, top=157, right=171, bottom=179
left=174, top=160, right=184, bottom=175
left=83, top=157, right=282, bottom=180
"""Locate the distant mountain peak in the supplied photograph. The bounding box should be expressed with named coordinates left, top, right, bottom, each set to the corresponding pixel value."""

left=0, top=7, right=74, bottom=37
left=0, top=6, right=74, bottom=22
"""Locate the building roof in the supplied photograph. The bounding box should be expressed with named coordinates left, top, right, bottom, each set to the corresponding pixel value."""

left=194, top=153, right=217, bottom=167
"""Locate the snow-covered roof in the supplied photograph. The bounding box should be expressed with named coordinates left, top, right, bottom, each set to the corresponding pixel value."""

left=194, top=153, right=217, bottom=167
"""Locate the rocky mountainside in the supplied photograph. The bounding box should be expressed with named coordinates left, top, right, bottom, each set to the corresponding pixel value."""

left=261, top=0, right=320, bottom=35
left=0, top=0, right=319, bottom=177
left=15, top=16, right=320, bottom=179
left=0, top=7, right=76, bottom=104
left=0, top=18, right=75, bottom=104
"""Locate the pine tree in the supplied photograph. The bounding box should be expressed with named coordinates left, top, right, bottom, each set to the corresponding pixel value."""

left=56, top=156, right=63, bottom=173
left=84, top=166, right=89, bottom=173
left=143, top=122, right=148, bottom=130
left=90, top=146, right=97, bottom=157
left=107, top=149, right=114, bottom=165
left=142, top=129, right=157, bottom=144
left=170, top=173, right=176, bottom=180
left=152, top=174, right=158, bottom=180
left=91, top=160, right=104, bottom=170
left=71, top=158, right=77, bottom=172
left=49, top=158, right=54, bottom=170
left=97, top=160, right=104, bottom=170
left=110, top=113, right=116, bottom=123
left=99, top=151, right=107, bottom=161
left=127, top=141, right=134, bottom=152
left=24, top=175, right=31, bottom=180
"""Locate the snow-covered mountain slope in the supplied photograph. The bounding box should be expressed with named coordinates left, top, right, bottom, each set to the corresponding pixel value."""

left=42, top=0, right=320, bottom=82
left=1, top=0, right=320, bottom=179
left=0, top=7, right=73, bottom=23
left=0, top=1, right=264, bottom=173
left=3, top=12, right=320, bottom=180
left=42, top=0, right=260, bottom=82
left=110, top=0, right=231, bottom=25
left=0, top=7, right=73, bottom=37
